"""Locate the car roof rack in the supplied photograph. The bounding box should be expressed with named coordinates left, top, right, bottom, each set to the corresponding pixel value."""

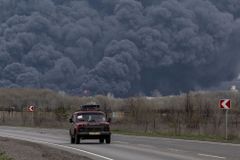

left=80, top=104, right=101, bottom=111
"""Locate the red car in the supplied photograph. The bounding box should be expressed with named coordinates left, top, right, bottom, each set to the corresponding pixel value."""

left=69, top=105, right=111, bottom=144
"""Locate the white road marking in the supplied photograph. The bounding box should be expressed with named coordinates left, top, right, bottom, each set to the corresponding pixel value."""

left=137, top=144, right=156, bottom=149
left=198, top=153, right=226, bottom=159
left=51, top=144, right=114, bottom=160
left=168, top=148, right=180, bottom=152
left=0, top=133, right=114, bottom=160
left=113, top=141, right=129, bottom=144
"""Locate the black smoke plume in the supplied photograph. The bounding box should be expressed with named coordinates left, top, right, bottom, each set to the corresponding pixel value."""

left=0, top=0, right=240, bottom=97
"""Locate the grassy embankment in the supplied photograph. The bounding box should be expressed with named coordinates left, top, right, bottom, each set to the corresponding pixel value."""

left=112, top=129, right=240, bottom=144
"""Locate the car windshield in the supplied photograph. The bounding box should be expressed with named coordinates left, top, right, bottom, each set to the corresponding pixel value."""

left=76, top=113, right=106, bottom=122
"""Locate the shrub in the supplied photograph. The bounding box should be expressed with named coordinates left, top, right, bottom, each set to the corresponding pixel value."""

left=0, top=152, right=13, bottom=160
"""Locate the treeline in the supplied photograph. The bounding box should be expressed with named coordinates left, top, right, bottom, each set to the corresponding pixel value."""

left=123, top=92, right=240, bottom=139
left=0, top=88, right=123, bottom=127
left=0, top=88, right=239, bottom=140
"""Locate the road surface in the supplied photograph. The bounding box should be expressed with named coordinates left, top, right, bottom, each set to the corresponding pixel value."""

left=0, top=126, right=239, bottom=160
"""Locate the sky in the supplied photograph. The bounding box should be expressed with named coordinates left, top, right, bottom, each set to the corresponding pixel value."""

left=0, top=0, right=240, bottom=97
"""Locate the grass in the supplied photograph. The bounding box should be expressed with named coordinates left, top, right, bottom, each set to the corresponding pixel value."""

left=112, top=129, right=240, bottom=144
left=2, top=121, right=240, bottom=144
left=0, top=152, right=13, bottom=160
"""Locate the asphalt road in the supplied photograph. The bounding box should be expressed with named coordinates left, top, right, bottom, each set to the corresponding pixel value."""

left=0, top=126, right=239, bottom=160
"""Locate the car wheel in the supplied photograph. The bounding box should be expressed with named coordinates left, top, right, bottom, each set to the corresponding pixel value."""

left=99, top=138, right=104, bottom=144
left=70, top=136, right=75, bottom=144
left=105, top=136, right=111, bottom=144
left=74, top=134, right=80, bottom=144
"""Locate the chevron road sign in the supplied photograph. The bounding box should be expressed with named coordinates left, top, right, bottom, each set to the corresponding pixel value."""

left=28, top=105, right=34, bottom=112
left=219, top=99, right=231, bottom=110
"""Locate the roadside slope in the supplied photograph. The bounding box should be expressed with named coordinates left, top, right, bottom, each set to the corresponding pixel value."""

left=0, top=137, right=91, bottom=160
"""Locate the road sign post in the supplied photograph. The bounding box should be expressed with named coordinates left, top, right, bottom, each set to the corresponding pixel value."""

left=219, top=99, right=231, bottom=140
left=225, top=109, right=228, bottom=140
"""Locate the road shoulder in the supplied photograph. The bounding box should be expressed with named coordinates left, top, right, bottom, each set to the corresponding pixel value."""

left=0, top=137, right=91, bottom=160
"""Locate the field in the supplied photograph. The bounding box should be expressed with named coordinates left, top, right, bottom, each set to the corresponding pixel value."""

left=0, top=88, right=240, bottom=142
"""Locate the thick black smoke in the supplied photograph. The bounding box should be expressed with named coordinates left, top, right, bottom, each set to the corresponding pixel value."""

left=0, top=0, right=240, bottom=97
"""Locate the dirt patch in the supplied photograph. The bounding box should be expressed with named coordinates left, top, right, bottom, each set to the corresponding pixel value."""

left=0, top=137, right=91, bottom=160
